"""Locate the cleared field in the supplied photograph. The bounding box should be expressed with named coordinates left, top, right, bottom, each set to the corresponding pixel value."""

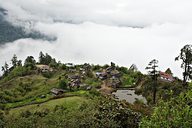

left=7, top=96, right=87, bottom=117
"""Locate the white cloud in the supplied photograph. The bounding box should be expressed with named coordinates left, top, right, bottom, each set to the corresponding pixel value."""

left=1, top=0, right=192, bottom=27
left=0, top=0, right=192, bottom=77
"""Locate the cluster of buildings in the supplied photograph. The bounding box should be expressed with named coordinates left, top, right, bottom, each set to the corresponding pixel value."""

left=68, top=75, right=81, bottom=88
left=95, top=64, right=122, bottom=88
left=34, top=63, right=176, bottom=97
left=67, top=63, right=92, bottom=88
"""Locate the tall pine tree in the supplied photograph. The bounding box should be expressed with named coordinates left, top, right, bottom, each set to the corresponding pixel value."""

left=146, top=59, right=159, bottom=104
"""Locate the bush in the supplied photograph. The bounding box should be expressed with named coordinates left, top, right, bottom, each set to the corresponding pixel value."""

left=89, top=89, right=100, bottom=97
left=59, top=80, right=67, bottom=89
left=10, top=66, right=29, bottom=77
left=135, top=88, right=142, bottom=95
left=34, top=109, right=50, bottom=117
left=20, top=110, right=32, bottom=118
left=0, top=104, right=5, bottom=110
left=42, top=72, right=53, bottom=78
left=146, top=96, right=152, bottom=104
left=0, top=111, right=5, bottom=128
left=122, top=75, right=135, bottom=86
left=94, top=97, right=141, bottom=128
left=140, top=88, right=192, bottom=127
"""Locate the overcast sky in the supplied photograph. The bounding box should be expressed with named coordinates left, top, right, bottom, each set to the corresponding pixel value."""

left=0, top=0, right=192, bottom=77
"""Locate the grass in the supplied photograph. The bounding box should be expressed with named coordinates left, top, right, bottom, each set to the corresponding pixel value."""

left=5, top=94, right=52, bottom=109
left=0, top=69, right=99, bottom=111
left=68, top=90, right=89, bottom=96
left=0, top=69, right=101, bottom=111
left=121, top=74, right=135, bottom=87
left=7, top=96, right=87, bottom=117
left=83, top=77, right=101, bottom=87
left=0, top=71, right=68, bottom=108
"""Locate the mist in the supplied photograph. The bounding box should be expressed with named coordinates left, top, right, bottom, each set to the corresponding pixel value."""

left=1, top=0, right=192, bottom=77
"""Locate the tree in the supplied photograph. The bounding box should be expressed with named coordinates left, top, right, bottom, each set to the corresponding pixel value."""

left=17, top=60, right=22, bottom=66
left=11, top=54, right=22, bottom=67
left=1, top=62, right=9, bottom=76
left=175, top=44, right=192, bottom=86
left=45, top=53, right=52, bottom=65
left=11, top=54, right=18, bottom=68
left=59, top=80, right=67, bottom=89
left=129, top=64, right=138, bottom=72
left=24, top=56, right=36, bottom=69
left=49, top=59, right=57, bottom=68
left=165, top=68, right=173, bottom=75
left=146, top=59, right=159, bottom=104
left=38, top=52, right=55, bottom=65
left=39, top=51, right=45, bottom=64
left=111, top=62, right=116, bottom=68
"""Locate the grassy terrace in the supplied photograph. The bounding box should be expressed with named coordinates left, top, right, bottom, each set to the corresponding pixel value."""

left=7, top=96, right=88, bottom=117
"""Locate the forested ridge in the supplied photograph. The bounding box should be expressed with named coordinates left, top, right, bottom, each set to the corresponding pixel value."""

left=0, top=8, right=55, bottom=44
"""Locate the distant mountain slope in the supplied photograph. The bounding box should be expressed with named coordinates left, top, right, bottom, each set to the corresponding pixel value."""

left=0, top=8, right=56, bottom=44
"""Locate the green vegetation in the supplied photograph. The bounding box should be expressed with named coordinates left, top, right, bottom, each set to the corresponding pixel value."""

left=175, top=44, right=192, bottom=86
left=0, top=52, right=143, bottom=127
left=140, top=86, right=192, bottom=127
left=0, top=44, right=192, bottom=127
left=145, top=59, right=159, bottom=104
left=3, top=96, right=141, bottom=128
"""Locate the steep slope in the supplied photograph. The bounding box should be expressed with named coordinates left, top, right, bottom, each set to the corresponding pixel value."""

left=0, top=8, right=56, bottom=44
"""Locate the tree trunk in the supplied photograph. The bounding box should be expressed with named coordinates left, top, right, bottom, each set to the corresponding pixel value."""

left=153, top=77, right=157, bottom=104
left=183, top=63, right=188, bottom=86
left=153, top=87, right=156, bottom=104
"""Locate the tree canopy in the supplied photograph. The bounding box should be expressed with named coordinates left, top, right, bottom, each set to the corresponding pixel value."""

left=175, top=44, right=192, bottom=86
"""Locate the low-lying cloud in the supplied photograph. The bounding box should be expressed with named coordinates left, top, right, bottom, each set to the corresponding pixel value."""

left=0, top=0, right=192, bottom=77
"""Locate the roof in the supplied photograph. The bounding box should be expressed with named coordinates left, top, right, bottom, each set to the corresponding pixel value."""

left=106, top=66, right=114, bottom=71
left=159, top=71, right=174, bottom=81
left=69, top=75, right=80, bottom=79
left=65, top=63, right=74, bottom=67
left=111, top=70, right=121, bottom=77
left=50, top=88, right=66, bottom=95
left=36, top=65, right=50, bottom=69
left=96, top=72, right=107, bottom=76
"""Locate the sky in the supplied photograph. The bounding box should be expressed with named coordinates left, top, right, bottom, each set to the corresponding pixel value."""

left=0, top=0, right=192, bottom=77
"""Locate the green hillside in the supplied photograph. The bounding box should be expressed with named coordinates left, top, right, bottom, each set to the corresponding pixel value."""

left=0, top=49, right=192, bottom=127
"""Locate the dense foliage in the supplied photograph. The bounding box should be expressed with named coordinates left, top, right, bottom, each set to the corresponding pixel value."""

left=175, top=44, right=192, bottom=86
left=140, top=86, right=192, bottom=127
left=3, top=96, right=141, bottom=128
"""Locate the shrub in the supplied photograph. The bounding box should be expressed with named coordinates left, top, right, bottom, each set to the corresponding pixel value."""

left=59, top=80, right=67, bottom=90
left=140, top=88, right=192, bottom=127
left=135, top=88, right=142, bottom=95
left=94, top=97, right=141, bottom=128
left=89, top=89, right=100, bottom=97
left=0, top=111, right=5, bottom=128
left=42, top=72, right=53, bottom=78
left=20, top=110, right=32, bottom=118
